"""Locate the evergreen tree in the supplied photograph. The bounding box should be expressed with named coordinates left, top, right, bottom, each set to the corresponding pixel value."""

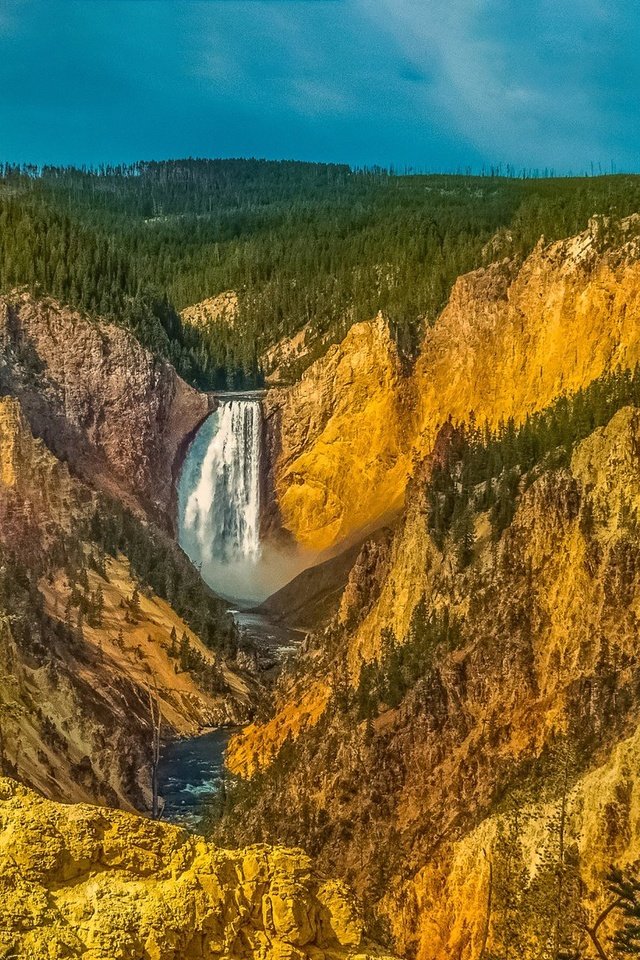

left=608, top=868, right=640, bottom=955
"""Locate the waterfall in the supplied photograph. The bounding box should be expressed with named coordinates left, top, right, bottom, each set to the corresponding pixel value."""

left=178, top=394, right=311, bottom=603
left=179, top=399, right=262, bottom=573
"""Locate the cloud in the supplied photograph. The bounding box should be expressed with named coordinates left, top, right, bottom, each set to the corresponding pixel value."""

left=356, top=0, right=640, bottom=169
left=180, top=0, right=473, bottom=167
left=0, top=0, right=25, bottom=36
left=192, top=2, right=382, bottom=118
left=0, top=0, right=637, bottom=170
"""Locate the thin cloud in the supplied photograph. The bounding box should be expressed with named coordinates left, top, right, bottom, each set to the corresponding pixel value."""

left=0, top=0, right=24, bottom=36
left=357, top=0, right=638, bottom=169
left=0, top=0, right=637, bottom=170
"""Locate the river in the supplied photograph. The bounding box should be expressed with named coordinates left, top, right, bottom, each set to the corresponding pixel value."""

left=158, top=611, right=301, bottom=828
left=158, top=728, right=231, bottom=828
left=162, top=394, right=303, bottom=828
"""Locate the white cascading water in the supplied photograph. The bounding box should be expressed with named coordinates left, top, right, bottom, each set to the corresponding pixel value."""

left=179, top=395, right=317, bottom=603
left=178, top=399, right=263, bottom=599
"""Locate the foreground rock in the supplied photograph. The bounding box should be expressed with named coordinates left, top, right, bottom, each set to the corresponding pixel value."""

left=0, top=778, right=398, bottom=960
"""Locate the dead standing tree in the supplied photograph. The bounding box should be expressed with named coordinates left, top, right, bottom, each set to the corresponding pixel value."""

left=148, top=681, right=162, bottom=819
left=0, top=713, right=5, bottom=776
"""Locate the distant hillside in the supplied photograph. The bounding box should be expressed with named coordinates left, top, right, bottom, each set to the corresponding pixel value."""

left=3, top=160, right=640, bottom=387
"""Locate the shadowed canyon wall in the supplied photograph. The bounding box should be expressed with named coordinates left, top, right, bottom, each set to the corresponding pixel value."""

left=0, top=292, right=212, bottom=531
left=0, top=394, right=251, bottom=808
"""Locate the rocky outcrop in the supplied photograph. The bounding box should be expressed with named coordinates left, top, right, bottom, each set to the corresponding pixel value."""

left=182, top=291, right=238, bottom=329
left=0, top=292, right=212, bottom=530
left=0, top=393, right=85, bottom=558
left=0, top=777, right=399, bottom=960
left=264, top=314, right=410, bottom=551
left=261, top=322, right=338, bottom=386
left=267, top=220, right=640, bottom=551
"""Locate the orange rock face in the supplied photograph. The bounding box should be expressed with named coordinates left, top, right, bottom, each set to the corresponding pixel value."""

left=267, top=220, right=640, bottom=552
left=264, top=314, right=411, bottom=551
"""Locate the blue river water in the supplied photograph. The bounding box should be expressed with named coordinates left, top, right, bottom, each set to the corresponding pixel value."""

left=158, top=728, right=232, bottom=828
left=157, top=609, right=302, bottom=829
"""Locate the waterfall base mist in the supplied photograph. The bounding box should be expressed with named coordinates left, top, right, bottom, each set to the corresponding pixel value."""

left=192, top=542, right=318, bottom=605
left=177, top=398, right=315, bottom=604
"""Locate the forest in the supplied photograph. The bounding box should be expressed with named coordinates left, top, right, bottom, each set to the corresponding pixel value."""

left=2, top=160, right=640, bottom=387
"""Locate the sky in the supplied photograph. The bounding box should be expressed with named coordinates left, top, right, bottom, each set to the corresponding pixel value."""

left=0, top=0, right=638, bottom=172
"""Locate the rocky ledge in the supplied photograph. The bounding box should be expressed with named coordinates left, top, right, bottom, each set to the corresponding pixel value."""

left=0, top=778, right=398, bottom=960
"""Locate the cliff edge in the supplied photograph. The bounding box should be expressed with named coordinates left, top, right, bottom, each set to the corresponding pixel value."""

left=0, top=292, right=211, bottom=530
left=0, top=777, right=399, bottom=960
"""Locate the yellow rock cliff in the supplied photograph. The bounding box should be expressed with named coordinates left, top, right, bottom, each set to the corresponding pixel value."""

left=267, top=220, right=640, bottom=552
left=265, top=314, right=411, bottom=552
left=0, top=777, right=399, bottom=960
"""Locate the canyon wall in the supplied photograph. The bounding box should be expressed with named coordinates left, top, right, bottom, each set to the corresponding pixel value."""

left=0, top=396, right=250, bottom=809
left=0, top=292, right=211, bottom=530
left=412, top=219, right=640, bottom=457
left=224, top=405, right=640, bottom=956
left=264, top=314, right=410, bottom=551
left=267, top=219, right=640, bottom=552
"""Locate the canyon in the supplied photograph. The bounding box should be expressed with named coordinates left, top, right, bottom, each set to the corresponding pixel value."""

left=4, top=209, right=640, bottom=960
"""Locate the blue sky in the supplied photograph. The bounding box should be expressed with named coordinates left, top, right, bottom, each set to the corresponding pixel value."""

left=0, top=0, right=638, bottom=171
